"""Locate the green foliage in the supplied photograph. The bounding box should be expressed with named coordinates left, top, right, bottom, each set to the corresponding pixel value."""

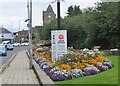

left=68, top=47, right=74, bottom=51
left=67, top=5, right=82, bottom=16
left=36, top=3, right=120, bottom=49
left=95, top=2, right=119, bottom=48
left=37, top=19, right=57, bottom=40
left=32, top=33, right=36, bottom=39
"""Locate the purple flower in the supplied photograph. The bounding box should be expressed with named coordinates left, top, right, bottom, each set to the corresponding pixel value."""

left=43, top=68, right=53, bottom=76
left=39, top=62, right=48, bottom=69
left=51, top=75, right=67, bottom=81
left=103, top=63, right=113, bottom=69
left=90, top=69, right=99, bottom=75
left=44, top=67, right=51, bottom=72
left=83, top=71, right=91, bottom=76
left=48, top=71, right=54, bottom=76
left=99, top=66, right=108, bottom=72
left=34, top=57, right=39, bottom=61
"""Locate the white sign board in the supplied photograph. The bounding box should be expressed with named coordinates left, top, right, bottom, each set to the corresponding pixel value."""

left=51, top=30, right=67, bottom=61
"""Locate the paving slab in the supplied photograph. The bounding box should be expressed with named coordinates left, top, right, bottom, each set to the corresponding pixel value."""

left=0, top=50, right=39, bottom=85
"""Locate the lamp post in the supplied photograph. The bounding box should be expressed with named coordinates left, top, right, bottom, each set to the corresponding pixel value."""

left=25, top=0, right=33, bottom=69
left=52, top=0, right=64, bottom=30
left=57, top=0, right=60, bottom=30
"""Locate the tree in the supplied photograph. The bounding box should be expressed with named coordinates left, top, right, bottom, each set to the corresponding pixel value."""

left=67, top=5, right=82, bottom=17
left=37, top=2, right=120, bottom=49
left=95, top=2, right=119, bottom=48
left=32, top=33, right=36, bottom=39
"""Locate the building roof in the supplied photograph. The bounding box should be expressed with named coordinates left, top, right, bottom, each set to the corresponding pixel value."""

left=46, top=4, right=55, bottom=13
left=0, top=27, right=12, bottom=34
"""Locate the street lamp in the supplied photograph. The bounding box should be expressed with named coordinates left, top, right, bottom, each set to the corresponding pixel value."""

left=52, top=0, right=64, bottom=30
left=25, top=0, right=33, bottom=69
left=57, top=0, right=60, bottom=30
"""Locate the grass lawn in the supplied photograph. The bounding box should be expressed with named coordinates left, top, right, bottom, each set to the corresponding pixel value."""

left=55, top=56, right=119, bottom=85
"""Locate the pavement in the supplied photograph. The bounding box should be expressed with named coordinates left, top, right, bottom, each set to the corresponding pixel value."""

left=0, top=50, right=39, bottom=85
left=0, top=46, right=29, bottom=66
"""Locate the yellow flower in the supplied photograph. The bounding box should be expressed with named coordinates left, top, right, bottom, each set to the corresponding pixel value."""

left=82, top=60, right=88, bottom=63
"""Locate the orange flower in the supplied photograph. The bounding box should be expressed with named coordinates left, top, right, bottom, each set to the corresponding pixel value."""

left=80, top=65, right=86, bottom=69
left=59, top=64, right=71, bottom=71
left=47, top=58, right=52, bottom=62
left=89, top=58, right=97, bottom=65
left=95, top=55, right=105, bottom=63
left=44, top=55, right=48, bottom=58
left=39, top=53, right=44, bottom=57
left=73, top=62, right=80, bottom=69
left=72, top=62, right=87, bottom=69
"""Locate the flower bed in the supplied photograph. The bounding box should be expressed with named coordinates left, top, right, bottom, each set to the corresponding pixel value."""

left=33, top=47, right=113, bottom=81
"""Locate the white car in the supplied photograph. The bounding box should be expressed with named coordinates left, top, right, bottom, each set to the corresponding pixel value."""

left=2, top=41, right=10, bottom=44
left=12, top=43, right=20, bottom=47
left=0, top=44, right=7, bottom=56
left=21, top=42, right=29, bottom=46
left=7, top=44, right=14, bottom=50
left=2, top=41, right=10, bottom=48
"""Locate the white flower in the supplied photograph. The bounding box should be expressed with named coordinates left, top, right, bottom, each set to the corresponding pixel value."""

left=87, top=50, right=95, bottom=55
left=94, top=49, right=99, bottom=51
left=83, top=48, right=89, bottom=51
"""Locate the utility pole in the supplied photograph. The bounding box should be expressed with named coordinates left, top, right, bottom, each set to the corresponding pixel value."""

left=29, top=0, right=33, bottom=69
left=26, top=0, right=33, bottom=69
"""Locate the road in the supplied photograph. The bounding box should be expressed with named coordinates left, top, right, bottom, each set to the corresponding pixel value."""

left=0, top=46, right=28, bottom=67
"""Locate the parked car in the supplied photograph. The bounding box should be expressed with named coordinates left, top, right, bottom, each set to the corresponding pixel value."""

left=12, top=43, right=20, bottom=47
left=2, top=41, right=10, bottom=48
left=2, top=41, right=10, bottom=44
left=0, top=44, right=7, bottom=56
left=21, top=42, right=29, bottom=46
left=7, top=44, right=14, bottom=50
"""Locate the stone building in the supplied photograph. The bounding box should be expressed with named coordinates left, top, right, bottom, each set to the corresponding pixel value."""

left=0, top=27, right=13, bottom=43
left=43, top=4, right=56, bottom=25
left=14, top=30, right=29, bottom=43
left=14, top=27, right=40, bottom=44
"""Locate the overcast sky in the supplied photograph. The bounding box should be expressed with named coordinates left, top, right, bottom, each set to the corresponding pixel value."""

left=0, top=0, right=101, bottom=32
